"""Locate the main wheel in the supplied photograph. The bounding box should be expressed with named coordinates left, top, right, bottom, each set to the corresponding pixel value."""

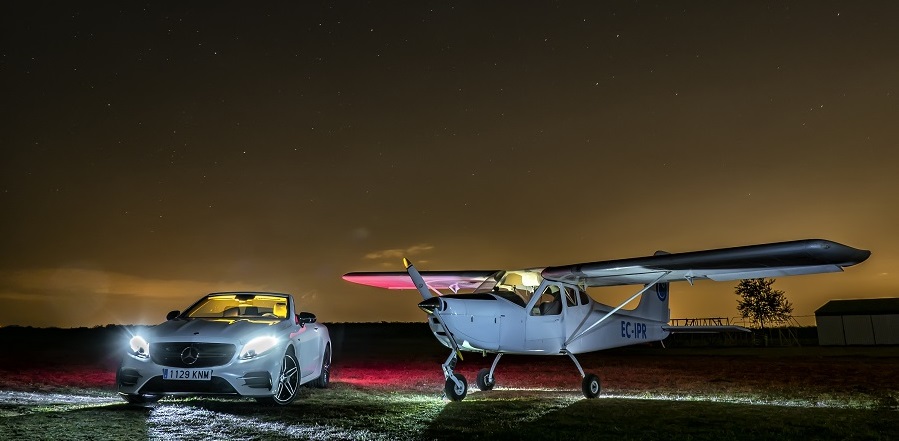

left=310, top=344, right=331, bottom=388
left=581, top=373, right=601, bottom=399
left=120, top=393, right=161, bottom=405
left=257, top=350, right=301, bottom=405
left=444, top=373, right=468, bottom=401
left=475, top=368, right=495, bottom=391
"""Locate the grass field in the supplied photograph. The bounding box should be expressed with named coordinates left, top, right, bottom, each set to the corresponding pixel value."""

left=1, top=324, right=898, bottom=440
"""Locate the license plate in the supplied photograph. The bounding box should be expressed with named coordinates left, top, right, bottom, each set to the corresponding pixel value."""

left=162, top=368, right=213, bottom=380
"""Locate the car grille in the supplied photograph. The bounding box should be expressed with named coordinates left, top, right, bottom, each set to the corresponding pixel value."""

left=150, top=342, right=236, bottom=368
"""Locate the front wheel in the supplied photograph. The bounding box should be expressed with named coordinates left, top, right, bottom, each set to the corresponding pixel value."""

left=581, top=373, right=601, bottom=399
left=475, top=368, right=495, bottom=391
left=257, top=350, right=301, bottom=405
left=444, top=373, right=468, bottom=401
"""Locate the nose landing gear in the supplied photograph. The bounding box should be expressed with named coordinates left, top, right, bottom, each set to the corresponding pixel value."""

left=442, top=350, right=468, bottom=401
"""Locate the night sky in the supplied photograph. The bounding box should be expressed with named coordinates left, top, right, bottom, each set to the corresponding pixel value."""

left=2, top=2, right=897, bottom=328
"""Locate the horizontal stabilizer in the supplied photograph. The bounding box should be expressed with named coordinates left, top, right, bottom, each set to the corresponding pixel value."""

left=663, top=325, right=751, bottom=334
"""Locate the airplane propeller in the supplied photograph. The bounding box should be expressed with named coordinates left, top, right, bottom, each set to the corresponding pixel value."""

left=403, top=257, right=434, bottom=300
left=404, top=257, right=467, bottom=400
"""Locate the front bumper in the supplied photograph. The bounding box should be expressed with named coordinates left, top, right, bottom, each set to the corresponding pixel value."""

left=117, top=345, right=283, bottom=398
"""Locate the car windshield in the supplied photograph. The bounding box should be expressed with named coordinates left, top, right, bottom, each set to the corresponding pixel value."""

left=183, top=294, right=291, bottom=319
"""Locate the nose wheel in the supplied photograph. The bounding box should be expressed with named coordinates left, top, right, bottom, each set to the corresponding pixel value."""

left=444, top=373, right=468, bottom=401
left=441, top=349, right=469, bottom=401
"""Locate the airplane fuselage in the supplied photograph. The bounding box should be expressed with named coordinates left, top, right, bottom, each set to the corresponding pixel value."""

left=423, top=281, right=670, bottom=355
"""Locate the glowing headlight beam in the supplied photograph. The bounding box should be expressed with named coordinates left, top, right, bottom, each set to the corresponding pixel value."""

left=239, top=336, right=279, bottom=359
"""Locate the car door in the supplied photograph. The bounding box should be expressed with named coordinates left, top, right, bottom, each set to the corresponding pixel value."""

left=290, top=320, right=318, bottom=378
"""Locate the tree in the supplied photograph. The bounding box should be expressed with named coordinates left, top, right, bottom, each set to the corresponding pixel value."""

left=735, top=278, right=793, bottom=330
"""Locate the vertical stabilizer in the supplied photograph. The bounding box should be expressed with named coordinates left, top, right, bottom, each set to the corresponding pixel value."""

left=633, top=281, right=670, bottom=322
left=633, top=250, right=671, bottom=321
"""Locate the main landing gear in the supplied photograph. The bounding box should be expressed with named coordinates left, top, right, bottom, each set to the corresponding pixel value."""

left=441, top=350, right=601, bottom=401
left=566, top=351, right=601, bottom=399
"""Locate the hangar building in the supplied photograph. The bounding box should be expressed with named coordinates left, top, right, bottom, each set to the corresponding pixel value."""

left=815, top=298, right=899, bottom=345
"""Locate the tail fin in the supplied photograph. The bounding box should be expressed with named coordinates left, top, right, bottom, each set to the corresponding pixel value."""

left=633, top=281, right=670, bottom=322
left=633, top=250, right=671, bottom=321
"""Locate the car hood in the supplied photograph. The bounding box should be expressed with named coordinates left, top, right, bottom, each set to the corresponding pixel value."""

left=148, top=318, right=288, bottom=344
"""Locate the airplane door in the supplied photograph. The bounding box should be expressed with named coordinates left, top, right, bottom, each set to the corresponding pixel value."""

left=562, top=286, right=591, bottom=340
left=525, top=284, right=565, bottom=352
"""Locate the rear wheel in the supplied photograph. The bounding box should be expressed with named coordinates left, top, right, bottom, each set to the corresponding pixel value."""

left=475, top=368, right=495, bottom=391
left=444, top=373, right=468, bottom=401
left=257, top=350, right=301, bottom=405
left=310, top=344, right=331, bottom=388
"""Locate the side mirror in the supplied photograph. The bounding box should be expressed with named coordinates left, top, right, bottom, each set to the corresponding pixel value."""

left=166, top=310, right=181, bottom=321
left=296, top=311, right=317, bottom=325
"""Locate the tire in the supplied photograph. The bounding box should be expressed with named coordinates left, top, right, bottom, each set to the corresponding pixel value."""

left=444, top=373, right=468, bottom=401
left=258, top=350, right=301, bottom=405
left=581, top=373, right=601, bottom=399
left=310, top=345, right=331, bottom=389
left=121, top=393, right=161, bottom=405
left=475, top=368, right=495, bottom=391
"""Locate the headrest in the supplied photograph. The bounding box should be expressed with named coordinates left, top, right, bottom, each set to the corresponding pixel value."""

left=273, top=302, right=288, bottom=319
left=503, top=273, right=523, bottom=287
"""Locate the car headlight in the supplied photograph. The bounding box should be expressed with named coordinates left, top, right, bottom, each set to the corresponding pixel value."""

left=239, top=336, right=279, bottom=360
left=129, top=335, right=150, bottom=359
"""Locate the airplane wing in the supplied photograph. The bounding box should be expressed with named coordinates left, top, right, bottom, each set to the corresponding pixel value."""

left=342, top=270, right=498, bottom=291
left=541, top=239, right=870, bottom=287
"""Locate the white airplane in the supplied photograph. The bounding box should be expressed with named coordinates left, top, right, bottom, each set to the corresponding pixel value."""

left=342, top=239, right=869, bottom=401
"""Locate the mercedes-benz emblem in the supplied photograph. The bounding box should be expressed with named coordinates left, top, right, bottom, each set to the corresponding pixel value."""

left=181, top=346, right=200, bottom=365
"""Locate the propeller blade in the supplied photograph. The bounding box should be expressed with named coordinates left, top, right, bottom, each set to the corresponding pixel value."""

left=405, top=258, right=463, bottom=360
left=403, top=257, right=434, bottom=300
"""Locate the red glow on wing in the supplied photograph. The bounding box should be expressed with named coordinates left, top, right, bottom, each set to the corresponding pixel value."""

left=342, top=274, right=417, bottom=289
left=342, top=271, right=496, bottom=291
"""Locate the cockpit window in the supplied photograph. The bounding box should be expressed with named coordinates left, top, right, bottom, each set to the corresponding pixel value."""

left=531, top=285, right=562, bottom=316
left=475, top=271, right=542, bottom=308
left=564, top=286, right=578, bottom=307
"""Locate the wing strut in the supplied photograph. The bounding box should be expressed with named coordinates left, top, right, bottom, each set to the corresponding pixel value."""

left=565, top=271, right=671, bottom=346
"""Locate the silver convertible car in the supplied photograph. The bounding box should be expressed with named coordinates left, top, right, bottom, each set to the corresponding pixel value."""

left=117, top=291, right=331, bottom=405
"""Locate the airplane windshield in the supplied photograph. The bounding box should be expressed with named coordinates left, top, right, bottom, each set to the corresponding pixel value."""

left=473, top=271, right=542, bottom=308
